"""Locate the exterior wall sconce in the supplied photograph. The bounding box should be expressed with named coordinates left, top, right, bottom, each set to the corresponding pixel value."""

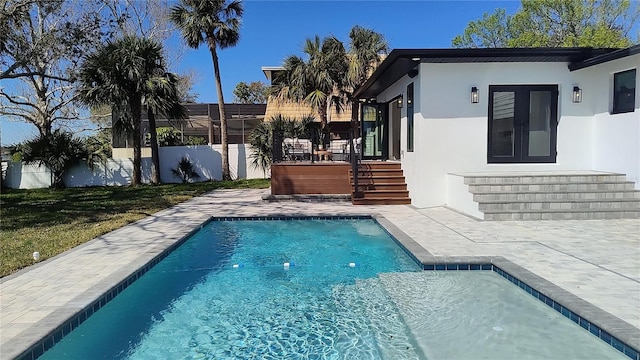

left=471, top=86, right=479, bottom=103
left=572, top=86, right=582, bottom=103
left=396, top=96, right=403, bottom=108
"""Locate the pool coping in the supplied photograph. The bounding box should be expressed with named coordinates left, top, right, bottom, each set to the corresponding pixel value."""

left=11, top=214, right=640, bottom=360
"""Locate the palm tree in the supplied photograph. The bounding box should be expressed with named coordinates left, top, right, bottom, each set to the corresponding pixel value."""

left=78, top=36, right=168, bottom=186
left=346, top=26, right=389, bottom=127
left=272, top=35, right=348, bottom=134
left=170, top=0, right=243, bottom=181
left=144, top=72, right=187, bottom=184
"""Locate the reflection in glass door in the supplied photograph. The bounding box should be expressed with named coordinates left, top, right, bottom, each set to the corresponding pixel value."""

left=361, top=103, right=386, bottom=159
left=488, top=85, right=558, bottom=163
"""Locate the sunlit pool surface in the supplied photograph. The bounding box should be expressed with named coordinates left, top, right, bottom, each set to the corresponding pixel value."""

left=40, top=218, right=625, bottom=359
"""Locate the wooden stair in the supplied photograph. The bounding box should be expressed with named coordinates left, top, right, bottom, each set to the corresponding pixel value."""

left=350, top=162, right=411, bottom=205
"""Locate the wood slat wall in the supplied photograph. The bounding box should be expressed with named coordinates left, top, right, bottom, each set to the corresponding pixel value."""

left=271, top=163, right=351, bottom=195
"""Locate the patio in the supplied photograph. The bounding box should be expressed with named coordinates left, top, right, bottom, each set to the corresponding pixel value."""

left=1, top=189, right=638, bottom=358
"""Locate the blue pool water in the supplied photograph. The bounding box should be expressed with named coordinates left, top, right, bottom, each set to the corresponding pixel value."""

left=41, top=219, right=422, bottom=359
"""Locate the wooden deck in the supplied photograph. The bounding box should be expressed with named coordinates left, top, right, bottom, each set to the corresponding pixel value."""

left=271, top=162, right=351, bottom=195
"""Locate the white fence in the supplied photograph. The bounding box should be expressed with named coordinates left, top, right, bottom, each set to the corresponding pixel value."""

left=2, top=144, right=269, bottom=189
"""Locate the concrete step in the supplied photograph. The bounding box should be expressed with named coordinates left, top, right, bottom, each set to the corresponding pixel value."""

left=352, top=197, right=412, bottom=205
left=464, top=174, right=627, bottom=185
left=473, top=189, right=640, bottom=202
left=478, top=198, right=640, bottom=211
left=483, top=208, right=640, bottom=220
left=468, top=182, right=635, bottom=193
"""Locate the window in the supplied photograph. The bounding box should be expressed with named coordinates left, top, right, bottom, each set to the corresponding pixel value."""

left=407, top=83, right=414, bottom=152
left=613, top=69, right=636, bottom=114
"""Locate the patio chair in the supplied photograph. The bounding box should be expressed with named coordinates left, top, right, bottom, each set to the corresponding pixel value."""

left=329, top=139, right=349, bottom=161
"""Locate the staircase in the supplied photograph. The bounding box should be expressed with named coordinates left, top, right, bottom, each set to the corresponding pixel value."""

left=464, top=172, right=640, bottom=220
left=351, top=162, right=411, bottom=205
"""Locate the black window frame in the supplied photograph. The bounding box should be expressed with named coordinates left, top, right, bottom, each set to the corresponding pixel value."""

left=406, top=83, right=414, bottom=152
left=612, top=69, right=636, bottom=114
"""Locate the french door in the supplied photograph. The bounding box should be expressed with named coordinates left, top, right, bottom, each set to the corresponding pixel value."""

left=361, top=103, right=387, bottom=160
left=488, top=85, right=558, bottom=163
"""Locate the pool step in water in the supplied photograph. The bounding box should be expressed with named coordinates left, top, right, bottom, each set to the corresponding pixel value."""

left=377, top=272, right=626, bottom=360
left=355, top=277, right=426, bottom=360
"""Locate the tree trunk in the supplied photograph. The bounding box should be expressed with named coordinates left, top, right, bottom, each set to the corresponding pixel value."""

left=131, top=95, right=142, bottom=186
left=351, top=100, right=360, bottom=138
left=148, top=107, right=161, bottom=184
left=208, top=41, right=231, bottom=181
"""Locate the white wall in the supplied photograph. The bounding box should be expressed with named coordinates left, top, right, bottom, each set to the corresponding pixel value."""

left=3, top=144, right=268, bottom=189
left=377, top=71, right=423, bottom=203
left=385, top=60, right=639, bottom=208
left=578, top=56, right=640, bottom=187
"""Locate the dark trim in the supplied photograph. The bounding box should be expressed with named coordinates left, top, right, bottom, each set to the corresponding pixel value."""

left=355, top=47, right=616, bottom=99
left=612, top=69, right=637, bottom=115
left=406, top=82, right=414, bottom=152
left=360, top=103, right=388, bottom=160
left=487, top=85, right=558, bottom=164
left=569, top=45, right=640, bottom=71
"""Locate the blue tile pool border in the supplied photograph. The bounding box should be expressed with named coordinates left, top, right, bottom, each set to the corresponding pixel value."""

left=16, top=214, right=640, bottom=360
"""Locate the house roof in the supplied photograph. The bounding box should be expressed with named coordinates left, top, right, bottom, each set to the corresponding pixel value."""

left=261, top=66, right=285, bottom=82
left=354, top=47, right=619, bottom=99
left=568, top=44, right=640, bottom=71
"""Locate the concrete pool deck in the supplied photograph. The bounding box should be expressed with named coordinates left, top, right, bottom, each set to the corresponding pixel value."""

left=1, top=188, right=639, bottom=358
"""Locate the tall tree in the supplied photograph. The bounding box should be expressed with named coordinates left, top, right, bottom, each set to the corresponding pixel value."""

left=144, top=72, right=186, bottom=184
left=170, top=0, right=243, bottom=181
left=0, top=0, right=103, bottom=137
left=78, top=36, right=172, bottom=186
left=272, top=35, right=348, bottom=129
left=345, top=25, right=388, bottom=130
left=453, top=0, right=639, bottom=48
left=233, top=81, right=268, bottom=104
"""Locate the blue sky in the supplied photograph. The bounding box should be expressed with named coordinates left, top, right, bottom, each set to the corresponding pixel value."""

left=2, top=1, right=523, bottom=145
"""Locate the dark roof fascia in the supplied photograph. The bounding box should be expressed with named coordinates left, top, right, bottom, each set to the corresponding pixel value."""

left=569, top=44, right=640, bottom=71
left=355, top=47, right=616, bottom=99
left=141, top=103, right=266, bottom=120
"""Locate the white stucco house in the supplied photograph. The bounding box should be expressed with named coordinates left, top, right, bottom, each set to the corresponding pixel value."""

left=353, top=45, right=639, bottom=219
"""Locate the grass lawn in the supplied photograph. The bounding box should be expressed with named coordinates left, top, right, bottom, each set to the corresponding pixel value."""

left=0, top=179, right=270, bottom=277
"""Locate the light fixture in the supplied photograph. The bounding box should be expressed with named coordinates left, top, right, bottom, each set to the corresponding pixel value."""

left=396, top=96, right=403, bottom=108
left=572, top=86, right=582, bottom=103
left=411, top=57, right=420, bottom=61
left=471, top=86, right=479, bottom=103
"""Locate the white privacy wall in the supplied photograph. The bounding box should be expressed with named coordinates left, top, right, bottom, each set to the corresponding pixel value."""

left=3, top=144, right=268, bottom=189
left=581, top=55, right=640, bottom=187
left=385, top=61, right=638, bottom=208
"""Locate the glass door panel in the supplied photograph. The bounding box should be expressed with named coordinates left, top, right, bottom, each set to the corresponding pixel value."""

left=490, top=91, right=515, bottom=158
left=527, top=91, right=552, bottom=157
left=361, top=104, right=385, bottom=159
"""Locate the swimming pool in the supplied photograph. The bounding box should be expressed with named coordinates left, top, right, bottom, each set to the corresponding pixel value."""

left=40, top=218, right=422, bottom=359
left=39, top=218, right=629, bottom=359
